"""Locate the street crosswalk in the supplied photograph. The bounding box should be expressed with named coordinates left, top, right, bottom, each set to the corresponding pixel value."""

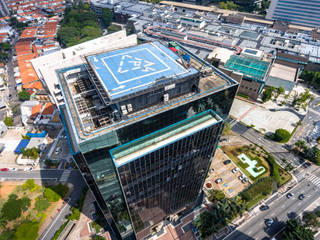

left=306, top=174, right=320, bottom=188
left=59, top=170, right=71, bottom=182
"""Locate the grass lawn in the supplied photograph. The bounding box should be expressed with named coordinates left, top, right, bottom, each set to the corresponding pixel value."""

left=246, top=194, right=266, bottom=210
left=279, top=167, right=292, bottom=186
left=222, top=145, right=270, bottom=182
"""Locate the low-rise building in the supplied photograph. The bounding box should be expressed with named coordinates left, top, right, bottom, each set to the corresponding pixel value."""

left=0, top=121, right=7, bottom=136
left=266, top=63, right=298, bottom=91
left=222, top=55, right=271, bottom=99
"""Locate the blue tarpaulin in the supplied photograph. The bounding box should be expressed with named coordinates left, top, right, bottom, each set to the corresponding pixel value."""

left=14, top=139, right=30, bottom=154
left=26, top=130, right=47, bottom=138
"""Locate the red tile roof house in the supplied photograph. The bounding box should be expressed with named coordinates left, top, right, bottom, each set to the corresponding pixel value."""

left=41, top=102, right=56, bottom=120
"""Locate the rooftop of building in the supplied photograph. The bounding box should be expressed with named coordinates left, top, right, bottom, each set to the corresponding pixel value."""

left=110, top=110, right=221, bottom=167
left=224, top=55, right=270, bottom=81
left=87, top=41, right=198, bottom=101
left=33, top=32, right=236, bottom=145
left=268, top=63, right=297, bottom=82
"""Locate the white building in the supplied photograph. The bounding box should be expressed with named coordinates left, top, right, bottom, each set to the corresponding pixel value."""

left=180, top=17, right=206, bottom=29
left=241, top=48, right=264, bottom=60
left=20, top=100, right=40, bottom=125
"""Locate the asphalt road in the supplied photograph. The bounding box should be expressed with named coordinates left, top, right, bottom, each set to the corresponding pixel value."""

left=291, top=97, right=320, bottom=144
left=0, top=169, right=87, bottom=240
left=225, top=165, right=320, bottom=240
left=230, top=120, right=303, bottom=168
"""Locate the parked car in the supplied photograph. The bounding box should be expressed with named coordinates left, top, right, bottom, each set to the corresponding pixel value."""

left=10, top=168, right=17, bottom=171
left=259, top=205, right=269, bottom=211
left=211, top=168, right=215, bottom=173
left=1, top=168, right=8, bottom=172
left=241, top=178, right=248, bottom=183
left=298, top=194, right=306, bottom=200
left=215, top=178, right=223, bottom=184
left=232, top=168, right=239, bottom=173
left=238, top=175, right=244, bottom=180
left=265, top=219, right=274, bottom=227
left=287, top=192, right=294, bottom=198
left=223, top=159, right=231, bottom=165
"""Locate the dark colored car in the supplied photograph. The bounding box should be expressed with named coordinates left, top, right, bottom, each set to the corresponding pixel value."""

left=287, top=212, right=297, bottom=219
left=265, top=219, right=274, bottom=227
left=223, top=159, right=231, bottom=165
left=303, top=162, right=311, bottom=168
left=299, top=194, right=306, bottom=200
left=287, top=192, right=294, bottom=198
left=259, top=205, right=269, bottom=211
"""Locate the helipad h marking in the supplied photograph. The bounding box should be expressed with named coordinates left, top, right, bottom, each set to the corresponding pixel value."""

left=101, top=48, right=170, bottom=84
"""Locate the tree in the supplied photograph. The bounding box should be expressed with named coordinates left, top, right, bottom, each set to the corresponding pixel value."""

left=278, top=86, right=285, bottom=95
left=34, top=198, right=50, bottom=212
left=21, top=147, right=39, bottom=160
left=273, top=128, right=291, bottom=143
left=194, top=198, right=244, bottom=238
left=43, top=188, right=60, bottom=202
left=266, top=155, right=281, bottom=185
left=43, top=184, right=68, bottom=202
left=101, top=8, right=113, bottom=28
left=66, top=207, right=80, bottom=220
left=303, top=212, right=320, bottom=228
left=4, top=117, right=13, bottom=126
left=208, top=189, right=225, bottom=202
left=18, top=89, right=31, bottom=101
left=0, top=194, right=30, bottom=220
left=222, top=122, right=231, bottom=136
left=305, top=147, right=320, bottom=165
left=14, top=221, right=39, bottom=240
left=219, top=1, right=239, bottom=10
left=294, top=140, right=307, bottom=152
left=22, top=179, right=38, bottom=191
left=262, top=87, right=274, bottom=102
left=280, top=219, right=314, bottom=240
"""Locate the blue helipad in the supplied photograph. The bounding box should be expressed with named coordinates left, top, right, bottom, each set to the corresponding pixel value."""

left=87, top=41, right=197, bottom=100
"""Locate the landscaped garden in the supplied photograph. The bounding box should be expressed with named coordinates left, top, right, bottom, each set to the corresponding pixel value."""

left=221, top=144, right=291, bottom=209
left=221, top=145, right=270, bottom=181
left=0, top=180, right=69, bottom=240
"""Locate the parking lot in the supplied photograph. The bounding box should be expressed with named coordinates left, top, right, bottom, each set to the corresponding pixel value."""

left=206, top=148, right=250, bottom=198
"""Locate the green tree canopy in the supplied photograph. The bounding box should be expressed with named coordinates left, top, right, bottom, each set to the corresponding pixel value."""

left=14, top=221, right=39, bottom=240
left=280, top=219, right=314, bottom=240
left=57, top=3, right=103, bottom=47
left=18, top=89, right=31, bottom=101
left=262, top=87, right=274, bottom=102
left=273, top=128, right=291, bottom=143
left=303, top=212, right=320, bottom=228
left=208, top=189, right=225, bottom=202
left=4, top=116, right=13, bottom=126
left=0, top=194, right=31, bottom=220
left=101, top=8, right=113, bottom=28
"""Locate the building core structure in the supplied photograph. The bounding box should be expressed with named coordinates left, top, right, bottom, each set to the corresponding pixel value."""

left=32, top=32, right=238, bottom=239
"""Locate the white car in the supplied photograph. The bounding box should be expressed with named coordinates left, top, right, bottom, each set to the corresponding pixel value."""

left=10, top=168, right=17, bottom=171
left=232, top=168, right=239, bottom=173
left=238, top=175, right=244, bottom=180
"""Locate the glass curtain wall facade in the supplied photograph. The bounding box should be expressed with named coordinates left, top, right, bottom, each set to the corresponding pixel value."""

left=112, top=110, right=222, bottom=237
left=61, top=83, right=238, bottom=239
left=266, top=0, right=320, bottom=27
